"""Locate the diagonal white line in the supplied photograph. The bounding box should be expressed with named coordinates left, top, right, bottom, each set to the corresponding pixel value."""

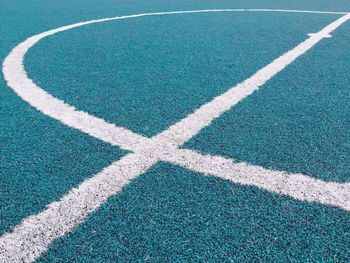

left=153, top=12, right=350, bottom=146
left=245, top=9, right=348, bottom=15
left=163, top=149, right=350, bottom=211
left=0, top=154, right=159, bottom=263
left=1, top=10, right=350, bottom=263
left=2, top=9, right=347, bottom=152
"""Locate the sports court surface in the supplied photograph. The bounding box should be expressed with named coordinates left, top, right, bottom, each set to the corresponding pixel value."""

left=1, top=0, right=350, bottom=262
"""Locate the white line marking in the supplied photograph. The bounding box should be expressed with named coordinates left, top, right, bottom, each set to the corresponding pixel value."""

left=2, top=32, right=151, bottom=151
left=0, top=154, right=158, bottom=263
left=2, top=9, right=347, bottom=151
left=308, top=33, right=332, bottom=38
left=164, top=149, right=350, bottom=211
left=153, top=11, right=350, bottom=146
left=1, top=9, right=350, bottom=262
left=245, top=9, right=348, bottom=15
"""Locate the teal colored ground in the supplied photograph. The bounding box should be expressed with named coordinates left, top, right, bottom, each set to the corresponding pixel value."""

left=25, top=12, right=337, bottom=137
left=186, top=21, right=350, bottom=183
left=1, top=0, right=350, bottom=262
left=38, top=163, right=350, bottom=262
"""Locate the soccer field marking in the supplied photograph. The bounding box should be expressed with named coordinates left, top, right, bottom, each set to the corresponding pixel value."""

left=1, top=9, right=350, bottom=262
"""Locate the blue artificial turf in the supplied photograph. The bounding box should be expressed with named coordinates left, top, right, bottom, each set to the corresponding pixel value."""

left=37, top=163, right=350, bottom=262
left=185, top=20, right=350, bottom=183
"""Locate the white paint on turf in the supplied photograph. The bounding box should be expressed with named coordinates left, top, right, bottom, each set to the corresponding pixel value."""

left=245, top=9, right=348, bottom=15
left=0, top=153, right=159, bottom=263
left=1, top=8, right=346, bottom=151
left=165, top=149, right=350, bottom=211
left=153, top=12, right=350, bottom=146
left=1, top=9, right=350, bottom=262
left=308, top=33, right=332, bottom=38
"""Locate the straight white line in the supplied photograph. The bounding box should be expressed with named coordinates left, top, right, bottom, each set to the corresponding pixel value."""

left=245, top=9, right=348, bottom=15
left=163, top=149, right=350, bottom=211
left=1, top=10, right=350, bottom=263
left=2, top=9, right=346, bottom=152
left=153, top=12, right=350, bottom=146
left=0, top=154, right=159, bottom=263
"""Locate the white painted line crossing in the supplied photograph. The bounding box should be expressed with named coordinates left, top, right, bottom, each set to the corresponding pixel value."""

left=1, top=9, right=350, bottom=262
left=2, top=8, right=346, bottom=151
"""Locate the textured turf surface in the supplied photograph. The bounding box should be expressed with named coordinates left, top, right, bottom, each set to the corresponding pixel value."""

left=0, top=110, right=125, bottom=235
left=38, top=163, right=350, bottom=262
left=1, top=0, right=350, bottom=261
left=25, top=12, right=337, bottom=137
left=186, top=21, right=350, bottom=183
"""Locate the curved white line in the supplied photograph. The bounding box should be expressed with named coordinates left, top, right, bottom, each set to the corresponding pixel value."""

left=2, top=8, right=347, bottom=151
